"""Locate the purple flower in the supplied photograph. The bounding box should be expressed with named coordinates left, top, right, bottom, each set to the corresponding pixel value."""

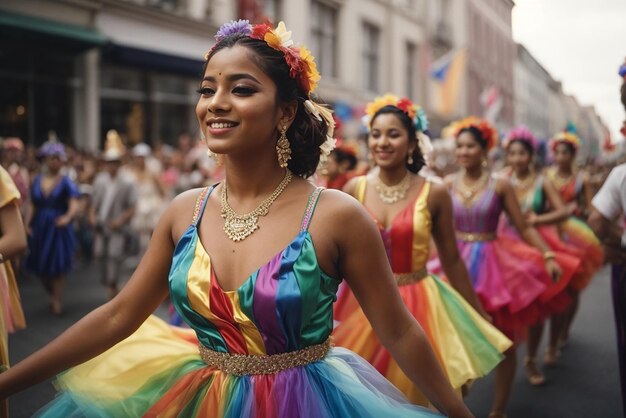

left=215, top=20, right=252, bottom=41
left=39, top=141, right=67, bottom=160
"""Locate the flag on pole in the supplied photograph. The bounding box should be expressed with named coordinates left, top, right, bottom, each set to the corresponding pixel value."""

left=429, top=48, right=466, bottom=117
left=480, top=85, right=502, bottom=123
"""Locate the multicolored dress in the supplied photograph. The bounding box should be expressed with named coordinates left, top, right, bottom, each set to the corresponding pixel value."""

left=25, top=174, right=79, bottom=279
left=36, top=186, right=443, bottom=418
left=0, top=166, right=26, bottom=371
left=546, top=168, right=604, bottom=289
left=443, top=175, right=576, bottom=340
left=498, top=172, right=583, bottom=292
left=333, top=176, right=511, bottom=405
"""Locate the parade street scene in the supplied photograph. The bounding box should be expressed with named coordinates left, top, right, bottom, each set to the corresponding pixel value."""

left=1, top=0, right=625, bottom=417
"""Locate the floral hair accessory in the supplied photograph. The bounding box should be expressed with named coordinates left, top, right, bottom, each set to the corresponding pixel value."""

left=448, top=116, right=498, bottom=151
left=504, top=125, right=538, bottom=151
left=550, top=131, right=581, bottom=152
left=39, top=141, right=67, bottom=161
left=364, top=94, right=429, bottom=132
left=206, top=20, right=320, bottom=96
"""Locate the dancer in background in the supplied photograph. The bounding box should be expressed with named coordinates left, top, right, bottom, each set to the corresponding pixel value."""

left=498, top=126, right=581, bottom=384
left=0, top=21, right=473, bottom=418
left=0, top=165, right=27, bottom=418
left=333, top=95, right=511, bottom=406
left=24, top=142, right=79, bottom=316
left=546, top=131, right=604, bottom=347
left=443, top=117, right=575, bottom=418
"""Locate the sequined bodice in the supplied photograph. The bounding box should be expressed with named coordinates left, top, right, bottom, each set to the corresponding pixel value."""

left=168, top=186, right=339, bottom=355
left=452, top=177, right=502, bottom=233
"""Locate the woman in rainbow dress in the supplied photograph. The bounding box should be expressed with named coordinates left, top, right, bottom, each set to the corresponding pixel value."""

left=498, top=126, right=582, bottom=385
left=442, top=117, right=577, bottom=418
left=546, top=131, right=604, bottom=347
left=0, top=21, right=474, bottom=418
left=333, top=95, right=511, bottom=406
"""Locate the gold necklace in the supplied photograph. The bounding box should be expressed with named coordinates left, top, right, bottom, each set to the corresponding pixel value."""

left=220, top=170, right=293, bottom=242
left=550, top=168, right=574, bottom=189
left=458, top=170, right=488, bottom=202
left=374, top=172, right=411, bottom=204
left=511, top=171, right=535, bottom=190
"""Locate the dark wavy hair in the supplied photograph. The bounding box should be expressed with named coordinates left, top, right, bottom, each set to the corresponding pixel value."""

left=458, top=126, right=489, bottom=150
left=508, top=139, right=534, bottom=156
left=204, top=34, right=328, bottom=178
left=370, top=105, right=425, bottom=173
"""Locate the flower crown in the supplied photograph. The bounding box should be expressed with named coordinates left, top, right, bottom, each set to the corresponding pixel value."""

left=364, top=94, right=429, bottom=132
left=449, top=116, right=498, bottom=151
left=206, top=20, right=321, bottom=96
left=550, top=131, right=581, bottom=152
left=504, top=125, right=538, bottom=152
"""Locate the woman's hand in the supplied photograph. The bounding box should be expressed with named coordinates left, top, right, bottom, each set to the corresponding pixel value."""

left=544, top=258, right=562, bottom=282
left=55, top=215, right=71, bottom=227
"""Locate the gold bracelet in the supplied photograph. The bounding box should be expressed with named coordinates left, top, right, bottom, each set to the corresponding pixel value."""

left=543, top=251, right=556, bottom=261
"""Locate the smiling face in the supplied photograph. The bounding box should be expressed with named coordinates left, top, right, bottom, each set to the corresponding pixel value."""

left=368, top=113, right=414, bottom=171
left=506, top=141, right=532, bottom=173
left=553, top=142, right=575, bottom=170
left=455, top=130, right=485, bottom=169
left=196, top=45, right=288, bottom=158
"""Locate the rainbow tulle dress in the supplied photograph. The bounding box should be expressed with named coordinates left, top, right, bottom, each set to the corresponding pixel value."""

left=546, top=168, right=603, bottom=289
left=0, top=166, right=26, bottom=373
left=498, top=172, right=583, bottom=297
left=333, top=177, right=511, bottom=405
left=36, top=186, right=442, bottom=418
left=438, top=176, right=577, bottom=340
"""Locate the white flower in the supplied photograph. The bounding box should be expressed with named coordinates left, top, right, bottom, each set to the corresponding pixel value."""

left=320, top=135, right=336, bottom=156
left=274, top=22, right=294, bottom=48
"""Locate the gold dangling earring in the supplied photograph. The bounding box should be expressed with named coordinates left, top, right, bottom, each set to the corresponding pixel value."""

left=407, top=152, right=414, bottom=165
left=276, top=125, right=291, bottom=168
left=482, top=158, right=488, bottom=168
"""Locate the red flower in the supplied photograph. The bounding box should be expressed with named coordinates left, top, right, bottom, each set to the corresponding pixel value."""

left=251, top=24, right=271, bottom=40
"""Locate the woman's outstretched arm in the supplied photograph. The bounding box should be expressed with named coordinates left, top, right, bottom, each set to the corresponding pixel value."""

left=0, top=190, right=197, bottom=398
left=323, top=190, right=473, bottom=418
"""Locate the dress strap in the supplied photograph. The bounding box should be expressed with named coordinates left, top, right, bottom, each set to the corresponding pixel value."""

left=300, top=187, right=324, bottom=232
left=192, top=185, right=216, bottom=227
left=354, top=176, right=367, bottom=203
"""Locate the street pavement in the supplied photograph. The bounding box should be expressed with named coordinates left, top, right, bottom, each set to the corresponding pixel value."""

left=7, top=262, right=623, bottom=417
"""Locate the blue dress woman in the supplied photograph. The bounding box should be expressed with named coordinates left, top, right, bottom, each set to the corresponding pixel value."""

left=25, top=142, right=79, bottom=315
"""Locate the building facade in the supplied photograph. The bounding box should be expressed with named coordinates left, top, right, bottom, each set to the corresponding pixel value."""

left=0, top=0, right=218, bottom=150
left=465, top=0, right=515, bottom=132
left=514, top=43, right=552, bottom=139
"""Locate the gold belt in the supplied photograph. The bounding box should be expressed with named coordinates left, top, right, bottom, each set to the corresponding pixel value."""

left=199, top=339, right=332, bottom=376
left=394, top=268, right=428, bottom=286
left=456, top=231, right=497, bottom=242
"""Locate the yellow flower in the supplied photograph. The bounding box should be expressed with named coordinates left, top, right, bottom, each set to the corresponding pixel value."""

left=365, top=94, right=399, bottom=121
left=299, top=46, right=321, bottom=93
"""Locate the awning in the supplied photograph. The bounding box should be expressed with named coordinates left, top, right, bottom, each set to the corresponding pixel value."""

left=0, top=11, right=107, bottom=52
left=103, top=43, right=205, bottom=77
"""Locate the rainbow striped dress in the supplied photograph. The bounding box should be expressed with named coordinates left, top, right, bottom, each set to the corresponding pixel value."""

left=36, top=186, right=441, bottom=418
left=333, top=177, right=511, bottom=405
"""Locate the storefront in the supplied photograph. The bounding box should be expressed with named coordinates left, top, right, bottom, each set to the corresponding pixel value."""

left=0, top=10, right=106, bottom=146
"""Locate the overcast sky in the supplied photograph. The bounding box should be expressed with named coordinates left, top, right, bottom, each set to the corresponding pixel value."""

left=512, top=0, right=626, bottom=141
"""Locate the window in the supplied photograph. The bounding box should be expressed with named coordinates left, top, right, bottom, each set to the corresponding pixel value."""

left=310, top=1, right=338, bottom=78
left=405, top=42, right=417, bottom=98
left=362, top=22, right=380, bottom=92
